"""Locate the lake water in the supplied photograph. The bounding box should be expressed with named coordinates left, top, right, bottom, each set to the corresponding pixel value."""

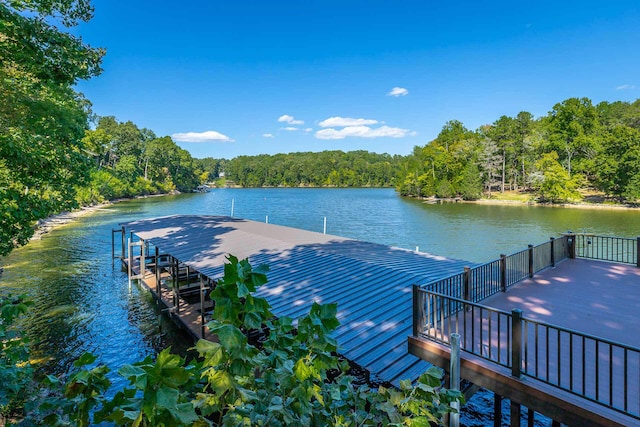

left=1, top=188, right=638, bottom=423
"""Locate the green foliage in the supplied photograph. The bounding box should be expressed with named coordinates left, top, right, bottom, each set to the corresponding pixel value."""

left=0, top=295, right=32, bottom=421
left=223, top=150, right=402, bottom=187
left=4, top=256, right=461, bottom=426
left=534, top=152, right=582, bottom=203
left=397, top=97, right=640, bottom=204
left=0, top=0, right=104, bottom=255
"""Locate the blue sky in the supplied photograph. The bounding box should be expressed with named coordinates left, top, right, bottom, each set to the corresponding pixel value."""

left=74, top=1, right=640, bottom=159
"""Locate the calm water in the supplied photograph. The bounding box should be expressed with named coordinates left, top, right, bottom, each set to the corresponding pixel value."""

left=1, top=188, right=638, bottom=420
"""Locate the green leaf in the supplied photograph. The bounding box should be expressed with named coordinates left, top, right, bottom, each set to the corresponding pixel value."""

left=214, top=324, right=246, bottom=351
left=156, top=386, right=179, bottom=409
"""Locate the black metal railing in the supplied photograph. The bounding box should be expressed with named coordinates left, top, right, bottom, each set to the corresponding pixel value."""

left=413, top=288, right=640, bottom=419
left=421, top=234, right=639, bottom=310
left=572, top=234, right=639, bottom=266
left=424, top=235, right=573, bottom=305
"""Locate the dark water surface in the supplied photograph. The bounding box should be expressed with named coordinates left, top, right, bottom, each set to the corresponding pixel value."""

left=1, top=188, right=638, bottom=422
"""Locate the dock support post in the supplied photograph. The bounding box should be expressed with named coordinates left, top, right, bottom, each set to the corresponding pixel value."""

left=121, top=226, right=125, bottom=261
left=412, top=285, right=426, bottom=337
left=493, top=394, right=502, bottom=427
left=231, top=198, right=235, bottom=217
left=636, top=237, right=640, bottom=268
left=140, top=239, right=146, bottom=279
left=527, top=408, right=534, bottom=427
left=550, top=237, right=555, bottom=267
left=511, top=309, right=523, bottom=378
left=449, top=333, right=460, bottom=427
left=323, top=217, right=327, bottom=234
left=172, top=257, right=178, bottom=310
left=111, top=229, right=115, bottom=266
left=127, top=237, right=132, bottom=288
left=500, top=254, right=507, bottom=292
left=510, top=401, right=521, bottom=427
left=528, top=244, right=534, bottom=278
left=155, top=246, right=160, bottom=296
left=200, top=274, right=206, bottom=339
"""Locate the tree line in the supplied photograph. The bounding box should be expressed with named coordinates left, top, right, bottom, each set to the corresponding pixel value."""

left=218, top=151, right=403, bottom=187
left=79, top=117, right=202, bottom=204
left=396, top=98, right=640, bottom=203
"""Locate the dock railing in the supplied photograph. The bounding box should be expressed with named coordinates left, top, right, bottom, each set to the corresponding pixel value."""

left=421, top=233, right=639, bottom=308
left=412, top=289, right=640, bottom=419
left=571, top=234, right=639, bottom=266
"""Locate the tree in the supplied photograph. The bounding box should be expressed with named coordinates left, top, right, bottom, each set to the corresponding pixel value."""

left=485, top=115, right=517, bottom=193
left=546, top=98, right=600, bottom=178
left=0, top=0, right=104, bottom=255
left=534, top=152, right=581, bottom=203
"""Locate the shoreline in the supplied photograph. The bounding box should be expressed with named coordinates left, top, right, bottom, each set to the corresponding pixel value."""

left=410, top=195, right=639, bottom=211
left=31, top=193, right=174, bottom=240
left=464, top=198, right=639, bottom=210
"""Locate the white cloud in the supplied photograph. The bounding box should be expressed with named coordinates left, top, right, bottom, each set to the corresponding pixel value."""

left=304, top=128, right=313, bottom=132
left=318, top=116, right=379, bottom=128
left=281, top=126, right=299, bottom=131
left=171, top=130, right=233, bottom=143
left=616, top=84, right=636, bottom=90
left=315, top=125, right=415, bottom=140
left=278, top=114, right=304, bottom=125
left=263, top=133, right=274, bottom=138
left=388, top=87, right=409, bottom=97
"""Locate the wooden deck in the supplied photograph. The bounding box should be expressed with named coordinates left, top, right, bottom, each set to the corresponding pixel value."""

left=410, top=258, right=640, bottom=426
left=484, top=258, right=640, bottom=347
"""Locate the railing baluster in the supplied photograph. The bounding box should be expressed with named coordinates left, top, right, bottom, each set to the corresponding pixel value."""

left=596, top=340, right=600, bottom=401
left=609, top=344, right=613, bottom=406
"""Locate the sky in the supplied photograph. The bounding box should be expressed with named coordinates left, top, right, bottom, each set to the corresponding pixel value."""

left=73, top=0, right=640, bottom=160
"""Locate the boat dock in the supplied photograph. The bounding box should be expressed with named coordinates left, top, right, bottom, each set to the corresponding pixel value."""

left=114, top=216, right=640, bottom=425
left=114, top=215, right=470, bottom=385
left=409, top=234, right=640, bottom=426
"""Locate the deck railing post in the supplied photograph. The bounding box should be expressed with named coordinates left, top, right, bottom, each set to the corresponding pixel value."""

left=463, top=266, right=471, bottom=301
left=568, top=233, right=576, bottom=259
left=412, top=285, right=426, bottom=337
left=528, top=244, right=534, bottom=278
left=500, top=254, right=507, bottom=292
left=550, top=237, right=555, bottom=267
left=511, top=309, right=523, bottom=379
left=636, top=237, right=640, bottom=268
left=449, top=333, right=461, bottom=427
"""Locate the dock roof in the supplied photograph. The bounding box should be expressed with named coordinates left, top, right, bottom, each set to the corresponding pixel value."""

left=122, top=215, right=472, bottom=385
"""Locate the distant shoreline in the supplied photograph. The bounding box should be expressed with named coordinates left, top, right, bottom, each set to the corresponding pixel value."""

left=416, top=196, right=639, bottom=211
